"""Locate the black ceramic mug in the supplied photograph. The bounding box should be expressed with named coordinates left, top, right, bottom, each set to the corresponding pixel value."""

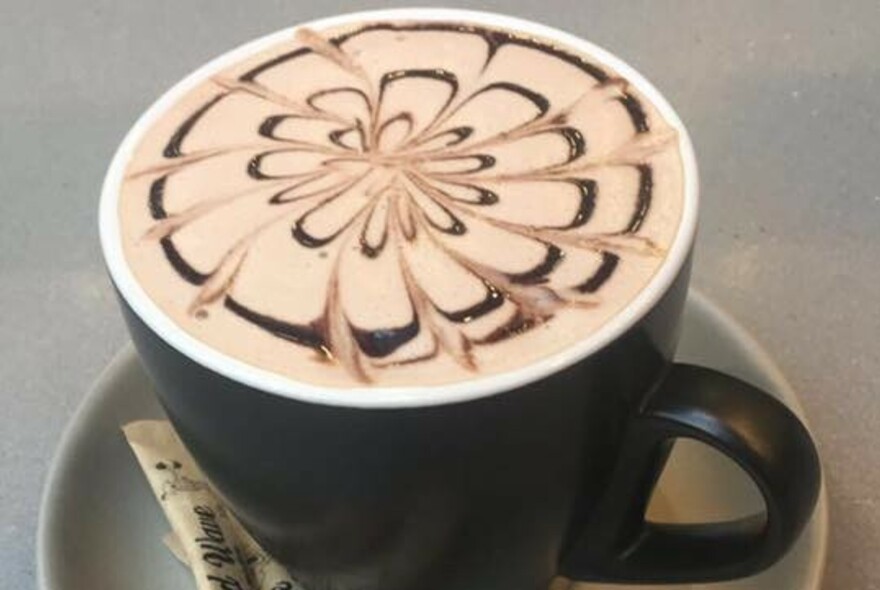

left=100, top=9, right=820, bottom=590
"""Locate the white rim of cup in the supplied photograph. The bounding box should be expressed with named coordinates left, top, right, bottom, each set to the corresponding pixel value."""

left=99, top=7, right=700, bottom=409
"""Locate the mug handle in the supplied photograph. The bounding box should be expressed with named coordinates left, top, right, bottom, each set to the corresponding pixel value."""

left=559, top=364, right=821, bottom=584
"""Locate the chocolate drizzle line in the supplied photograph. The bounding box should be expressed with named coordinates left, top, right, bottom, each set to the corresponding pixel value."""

left=225, top=296, right=325, bottom=349
left=163, top=94, right=225, bottom=158
left=128, top=20, right=680, bottom=382
left=625, top=164, right=653, bottom=233
left=239, top=22, right=612, bottom=86
left=436, top=280, right=505, bottom=323
left=148, top=176, right=168, bottom=219
left=562, top=178, right=596, bottom=228
left=160, top=237, right=209, bottom=285
left=575, top=252, right=620, bottom=293
left=507, top=244, right=564, bottom=285
left=359, top=199, right=389, bottom=257
left=258, top=115, right=283, bottom=139
left=617, top=92, right=649, bottom=134
left=351, top=317, right=420, bottom=358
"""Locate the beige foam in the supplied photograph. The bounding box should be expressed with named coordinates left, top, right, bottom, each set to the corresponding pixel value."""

left=119, top=20, right=684, bottom=387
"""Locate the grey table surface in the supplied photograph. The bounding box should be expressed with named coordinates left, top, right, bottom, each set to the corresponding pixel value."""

left=1, top=0, right=877, bottom=588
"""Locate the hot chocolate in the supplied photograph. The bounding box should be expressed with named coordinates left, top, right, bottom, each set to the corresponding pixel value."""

left=118, top=19, right=684, bottom=387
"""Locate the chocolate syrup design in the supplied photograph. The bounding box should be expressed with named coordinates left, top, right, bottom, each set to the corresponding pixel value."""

left=126, top=22, right=679, bottom=382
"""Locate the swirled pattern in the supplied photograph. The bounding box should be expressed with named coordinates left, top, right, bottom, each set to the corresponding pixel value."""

left=120, top=21, right=684, bottom=386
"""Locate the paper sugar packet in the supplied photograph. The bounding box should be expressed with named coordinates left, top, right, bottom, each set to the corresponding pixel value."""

left=123, top=420, right=300, bottom=590
left=124, top=419, right=576, bottom=590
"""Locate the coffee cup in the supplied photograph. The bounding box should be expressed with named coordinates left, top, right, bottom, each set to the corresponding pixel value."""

left=100, top=9, right=820, bottom=589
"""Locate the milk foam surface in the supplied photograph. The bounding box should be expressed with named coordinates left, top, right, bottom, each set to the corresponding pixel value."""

left=119, top=19, right=685, bottom=387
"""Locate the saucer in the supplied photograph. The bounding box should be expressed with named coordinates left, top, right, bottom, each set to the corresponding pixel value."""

left=36, top=291, right=828, bottom=590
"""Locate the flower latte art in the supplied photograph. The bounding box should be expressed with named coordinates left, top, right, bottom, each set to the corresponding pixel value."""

left=119, top=20, right=685, bottom=387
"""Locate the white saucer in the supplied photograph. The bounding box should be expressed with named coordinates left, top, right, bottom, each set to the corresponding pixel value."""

left=36, top=291, right=828, bottom=590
